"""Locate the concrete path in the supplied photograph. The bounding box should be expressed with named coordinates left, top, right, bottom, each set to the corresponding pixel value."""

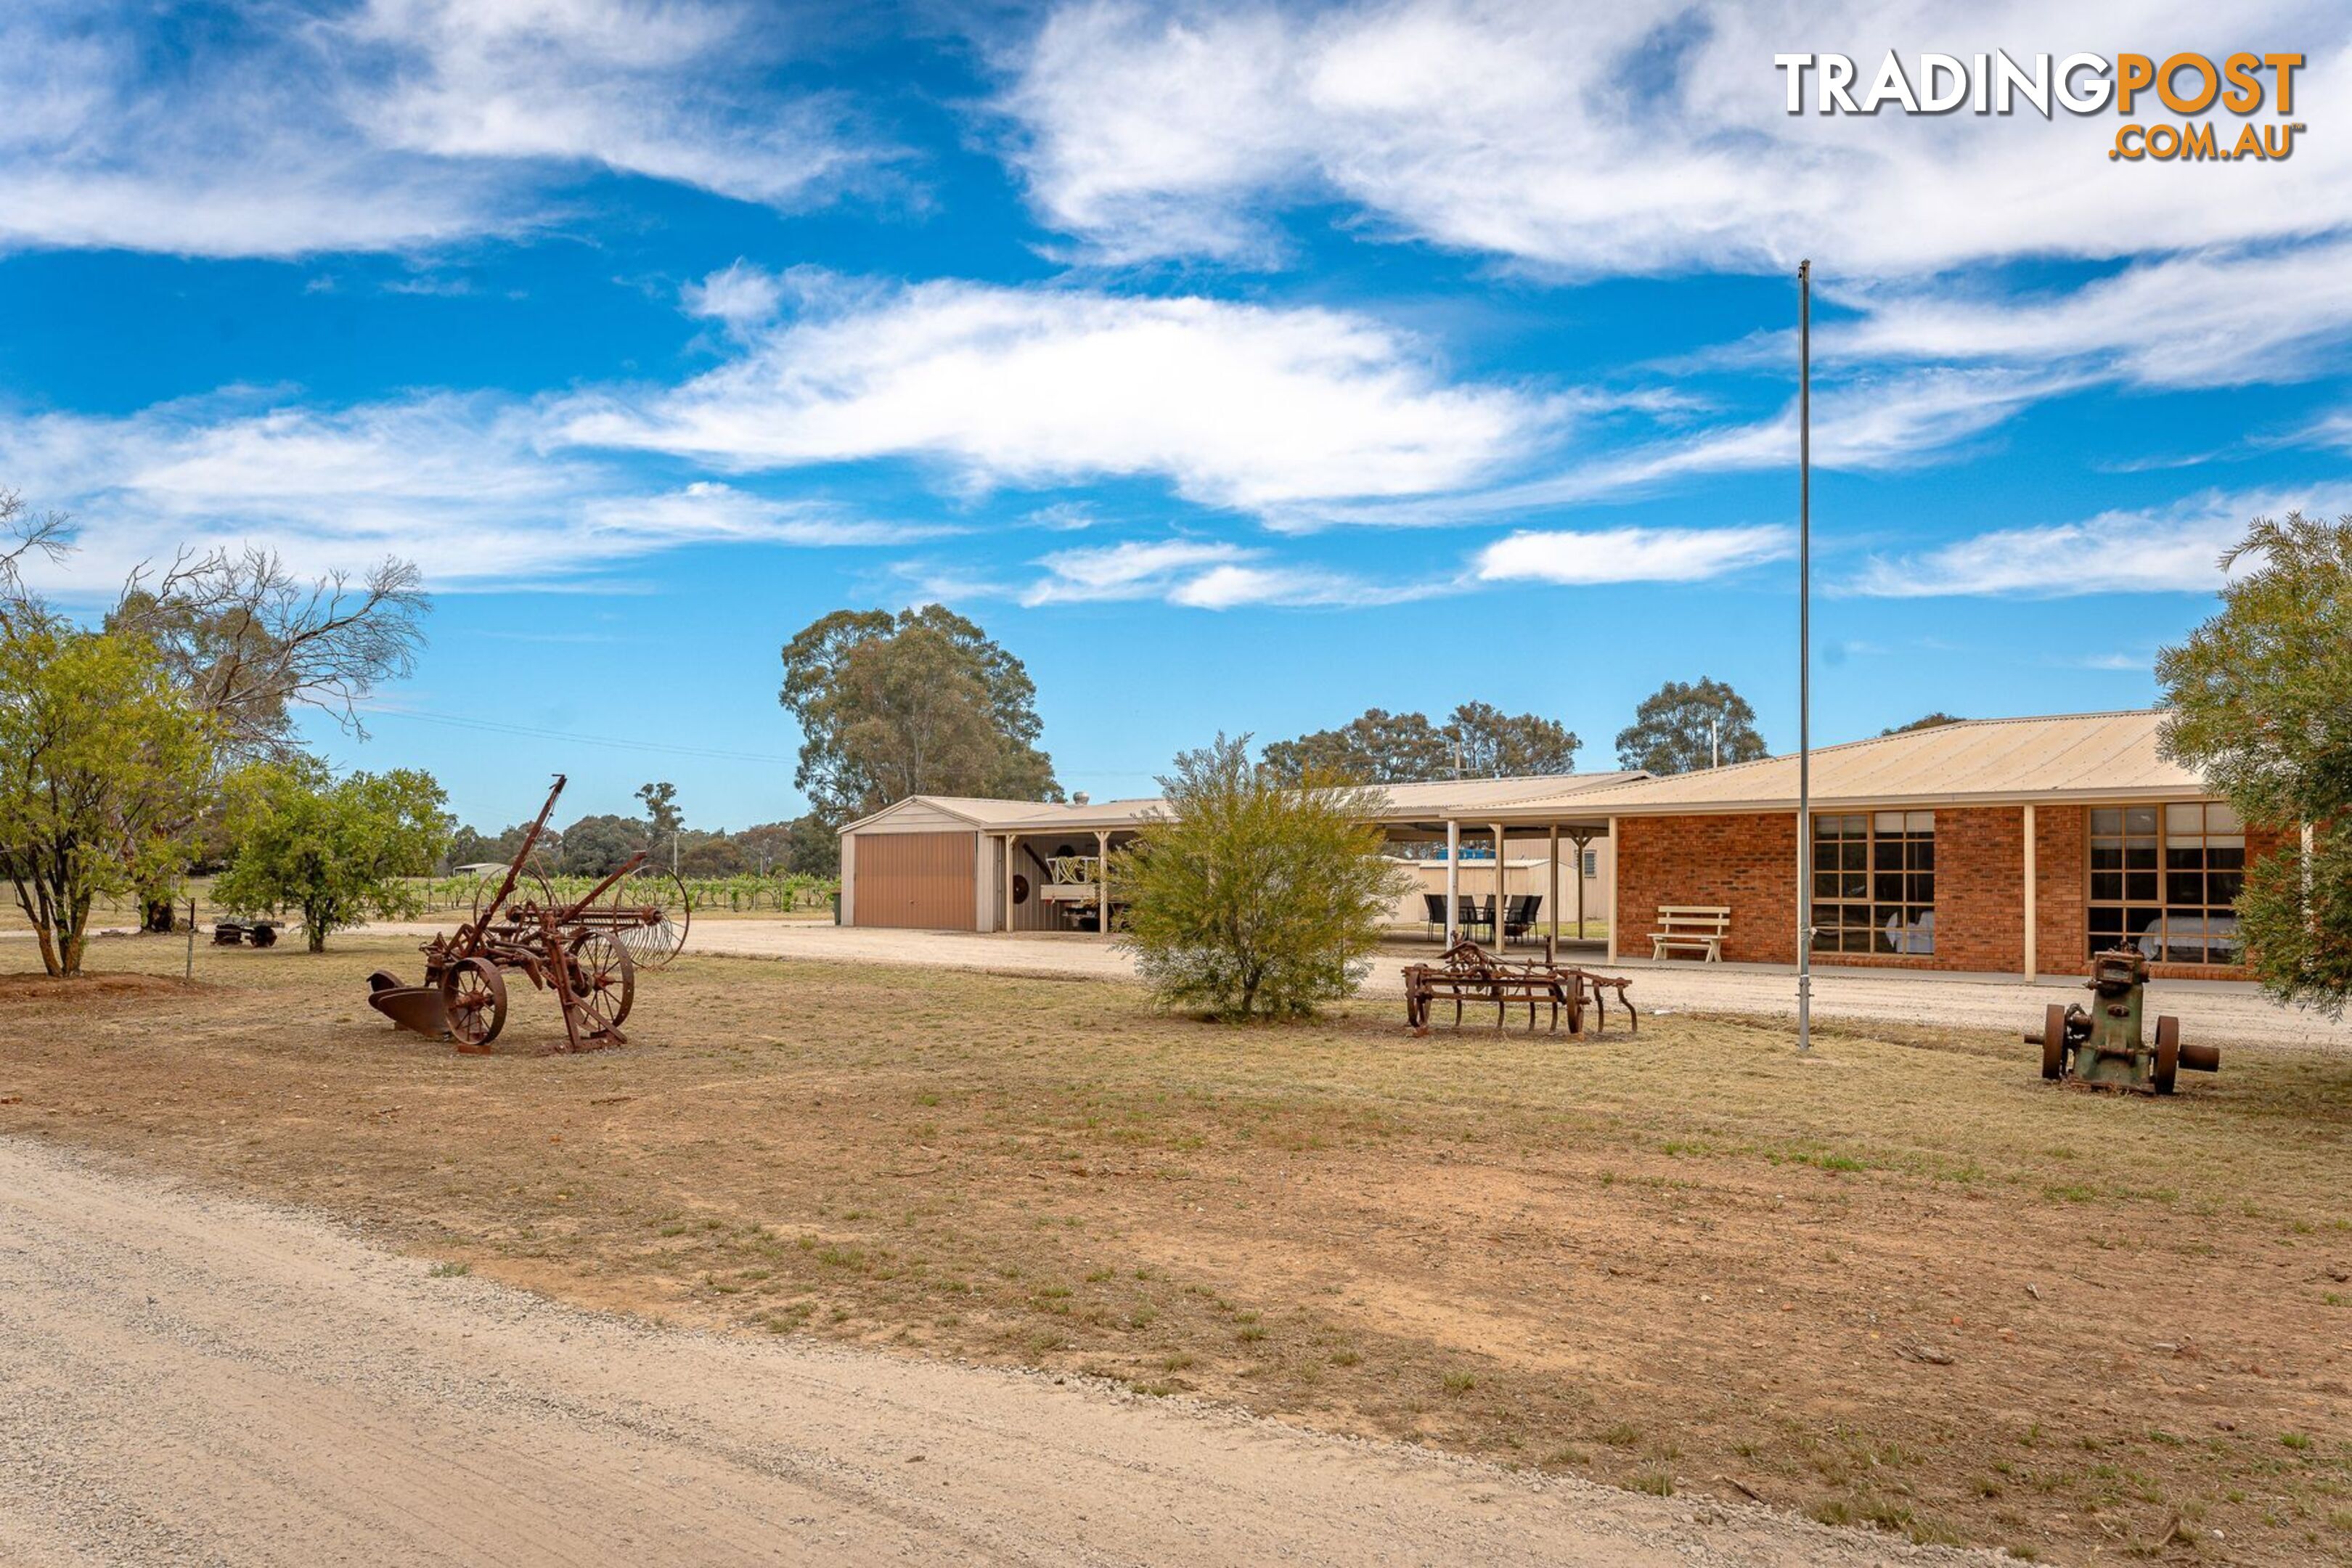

left=633, top=922, right=2352, bottom=1053
left=0, top=1136, right=1984, bottom=1568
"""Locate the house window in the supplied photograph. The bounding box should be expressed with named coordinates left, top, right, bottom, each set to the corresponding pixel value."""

left=1582, top=849, right=1597, bottom=878
left=1812, top=812, right=1935, bottom=955
left=2088, top=804, right=2242, bottom=964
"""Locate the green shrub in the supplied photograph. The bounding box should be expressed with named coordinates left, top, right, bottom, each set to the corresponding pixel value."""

left=1112, top=735, right=1408, bottom=1021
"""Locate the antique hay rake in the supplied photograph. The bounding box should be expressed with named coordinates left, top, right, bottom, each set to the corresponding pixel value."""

left=367, top=775, right=685, bottom=1053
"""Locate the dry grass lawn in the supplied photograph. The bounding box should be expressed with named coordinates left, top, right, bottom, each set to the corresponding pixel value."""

left=4, top=933, right=2351, bottom=1566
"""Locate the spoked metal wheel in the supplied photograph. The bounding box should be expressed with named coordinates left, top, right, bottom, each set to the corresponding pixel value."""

left=568, top=929, right=636, bottom=1035
left=441, top=957, right=508, bottom=1050
left=605, top=866, right=690, bottom=969
left=475, top=860, right=555, bottom=927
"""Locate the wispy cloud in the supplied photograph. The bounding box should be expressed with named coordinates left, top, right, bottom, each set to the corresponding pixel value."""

left=682, top=261, right=790, bottom=333
left=1276, top=366, right=2074, bottom=530
left=0, top=396, right=910, bottom=594
left=1475, top=524, right=1791, bottom=585
left=1844, top=490, right=2299, bottom=598
left=1021, top=538, right=1249, bottom=604
left=1826, top=238, right=2352, bottom=389
left=559, top=276, right=1556, bottom=511
left=995, top=1, right=2352, bottom=278
left=0, top=0, right=873, bottom=258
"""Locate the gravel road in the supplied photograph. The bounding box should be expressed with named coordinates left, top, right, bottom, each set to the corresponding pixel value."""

left=0, top=1136, right=1990, bottom=1568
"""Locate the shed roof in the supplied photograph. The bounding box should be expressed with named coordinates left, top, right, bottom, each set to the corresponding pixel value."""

left=843, top=770, right=1646, bottom=836
left=1502, top=710, right=2201, bottom=819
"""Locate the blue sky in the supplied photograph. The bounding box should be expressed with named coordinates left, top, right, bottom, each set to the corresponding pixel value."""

left=5, top=1, right=2350, bottom=830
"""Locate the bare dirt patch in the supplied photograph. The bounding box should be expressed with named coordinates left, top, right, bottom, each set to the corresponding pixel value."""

left=6, top=934, right=2351, bottom=1565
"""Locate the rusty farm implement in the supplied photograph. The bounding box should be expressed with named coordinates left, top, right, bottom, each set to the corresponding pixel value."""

left=367, top=775, right=686, bottom=1053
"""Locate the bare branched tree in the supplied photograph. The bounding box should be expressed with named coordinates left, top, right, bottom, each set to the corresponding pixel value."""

left=110, top=547, right=429, bottom=759
left=0, top=490, right=74, bottom=620
left=6, top=497, right=428, bottom=756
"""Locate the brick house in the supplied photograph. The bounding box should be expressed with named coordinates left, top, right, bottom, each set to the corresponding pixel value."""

left=839, top=709, right=2273, bottom=983
left=1503, top=710, right=2274, bottom=981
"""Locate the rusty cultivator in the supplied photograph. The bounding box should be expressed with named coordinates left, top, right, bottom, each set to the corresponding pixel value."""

left=367, top=775, right=685, bottom=1053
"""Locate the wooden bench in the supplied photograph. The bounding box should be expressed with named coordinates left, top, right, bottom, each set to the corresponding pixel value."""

left=1650, top=905, right=1731, bottom=962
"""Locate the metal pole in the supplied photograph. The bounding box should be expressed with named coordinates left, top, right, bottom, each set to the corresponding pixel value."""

left=1797, top=258, right=1813, bottom=1054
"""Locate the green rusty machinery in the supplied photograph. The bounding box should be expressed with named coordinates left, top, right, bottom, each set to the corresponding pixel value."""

left=2025, top=947, right=2220, bottom=1094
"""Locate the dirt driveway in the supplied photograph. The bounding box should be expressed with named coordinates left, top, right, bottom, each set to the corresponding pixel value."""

left=0, top=1137, right=1988, bottom=1568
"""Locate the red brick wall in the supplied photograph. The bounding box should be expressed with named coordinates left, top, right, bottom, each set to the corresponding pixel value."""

left=1616, top=813, right=1795, bottom=964
left=2033, top=805, right=2086, bottom=976
left=1620, top=805, right=2017, bottom=973
left=1620, top=803, right=2283, bottom=978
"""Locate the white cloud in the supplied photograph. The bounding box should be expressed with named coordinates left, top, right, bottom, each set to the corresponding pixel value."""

left=344, top=0, right=865, bottom=207
left=682, top=262, right=788, bottom=332
left=1474, top=524, right=1790, bottom=584
left=1279, top=366, right=2074, bottom=529
left=1827, top=238, right=2352, bottom=388
left=1166, top=562, right=1413, bottom=608
left=0, top=0, right=867, bottom=258
left=0, top=395, right=904, bottom=593
left=1016, top=536, right=1430, bottom=608
left=1844, top=489, right=2299, bottom=597
left=1021, top=538, right=1249, bottom=603
left=997, top=1, right=2352, bottom=277
left=560, top=278, right=1553, bottom=510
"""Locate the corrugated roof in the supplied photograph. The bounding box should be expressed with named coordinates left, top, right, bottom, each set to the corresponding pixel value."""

left=1500, top=710, right=2202, bottom=818
left=836, top=795, right=1061, bottom=832
left=846, top=771, right=1647, bottom=835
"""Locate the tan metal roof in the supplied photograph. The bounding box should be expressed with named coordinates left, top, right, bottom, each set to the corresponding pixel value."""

left=1499, top=710, right=2203, bottom=819
left=845, top=771, right=1646, bottom=836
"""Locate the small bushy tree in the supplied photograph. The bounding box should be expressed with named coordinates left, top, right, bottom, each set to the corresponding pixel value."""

left=0, top=618, right=217, bottom=976
left=1112, top=735, right=1409, bottom=1021
left=214, top=761, right=448, bottom=951
left=2159, top=510, right=2352, bottom=1014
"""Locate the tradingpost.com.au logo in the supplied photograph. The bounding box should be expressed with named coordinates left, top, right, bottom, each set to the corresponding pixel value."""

left=1773, top=52, right=2307, bottom=161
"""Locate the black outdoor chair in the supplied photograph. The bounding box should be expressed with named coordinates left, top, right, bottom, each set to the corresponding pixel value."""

left=1504, top=894, right=1542, bottom=944
left=1422, top=893, right=1450, bottom=939
left=1463, top=896, right=1495, bottom=943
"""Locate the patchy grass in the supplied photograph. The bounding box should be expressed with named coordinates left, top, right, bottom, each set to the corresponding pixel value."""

left=2, top=934, right=2350, bottom=1565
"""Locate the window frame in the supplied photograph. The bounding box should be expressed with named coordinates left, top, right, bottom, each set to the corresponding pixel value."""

left=1810, top=809, right=1936, bottom=956
left=2085, top=801, right=2245, bottom=965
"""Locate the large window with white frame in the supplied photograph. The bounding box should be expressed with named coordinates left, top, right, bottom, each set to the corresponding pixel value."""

left=1812, top=811, right=1935, bottom=955
left=2086, top=803, right=2244, bottom=964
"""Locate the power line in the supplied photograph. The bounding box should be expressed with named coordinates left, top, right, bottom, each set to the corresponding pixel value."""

left=357, top=706, right=801, bottom=765
left=356, top=705, right=1168, bottom=777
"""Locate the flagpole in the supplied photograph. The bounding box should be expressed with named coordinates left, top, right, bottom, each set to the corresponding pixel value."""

left=1797, top=259, right=1813, bottom=1054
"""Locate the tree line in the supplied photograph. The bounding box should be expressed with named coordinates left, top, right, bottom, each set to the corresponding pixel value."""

left=1, top=491, right=435, bottom=968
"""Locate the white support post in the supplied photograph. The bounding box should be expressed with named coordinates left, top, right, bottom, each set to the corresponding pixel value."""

left=976, top=830, right=989, bottom=932
left=1493, top=822, right=1507, bottom=948
left=1547, top=822, right=1560, bottom=960
left=1604, top=818, right=1619, bottom=962
left=1002, top=833, right=1016, bottom=933
left=1445, top=821, right=1461, bottom=944
left=2021, top=804, right=2038, bottom=979
left=1095, top=829, right=1111, bottom=937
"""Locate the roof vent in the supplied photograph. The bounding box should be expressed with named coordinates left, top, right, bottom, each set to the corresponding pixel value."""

left=1071, top=791, right=1091, bottom=807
